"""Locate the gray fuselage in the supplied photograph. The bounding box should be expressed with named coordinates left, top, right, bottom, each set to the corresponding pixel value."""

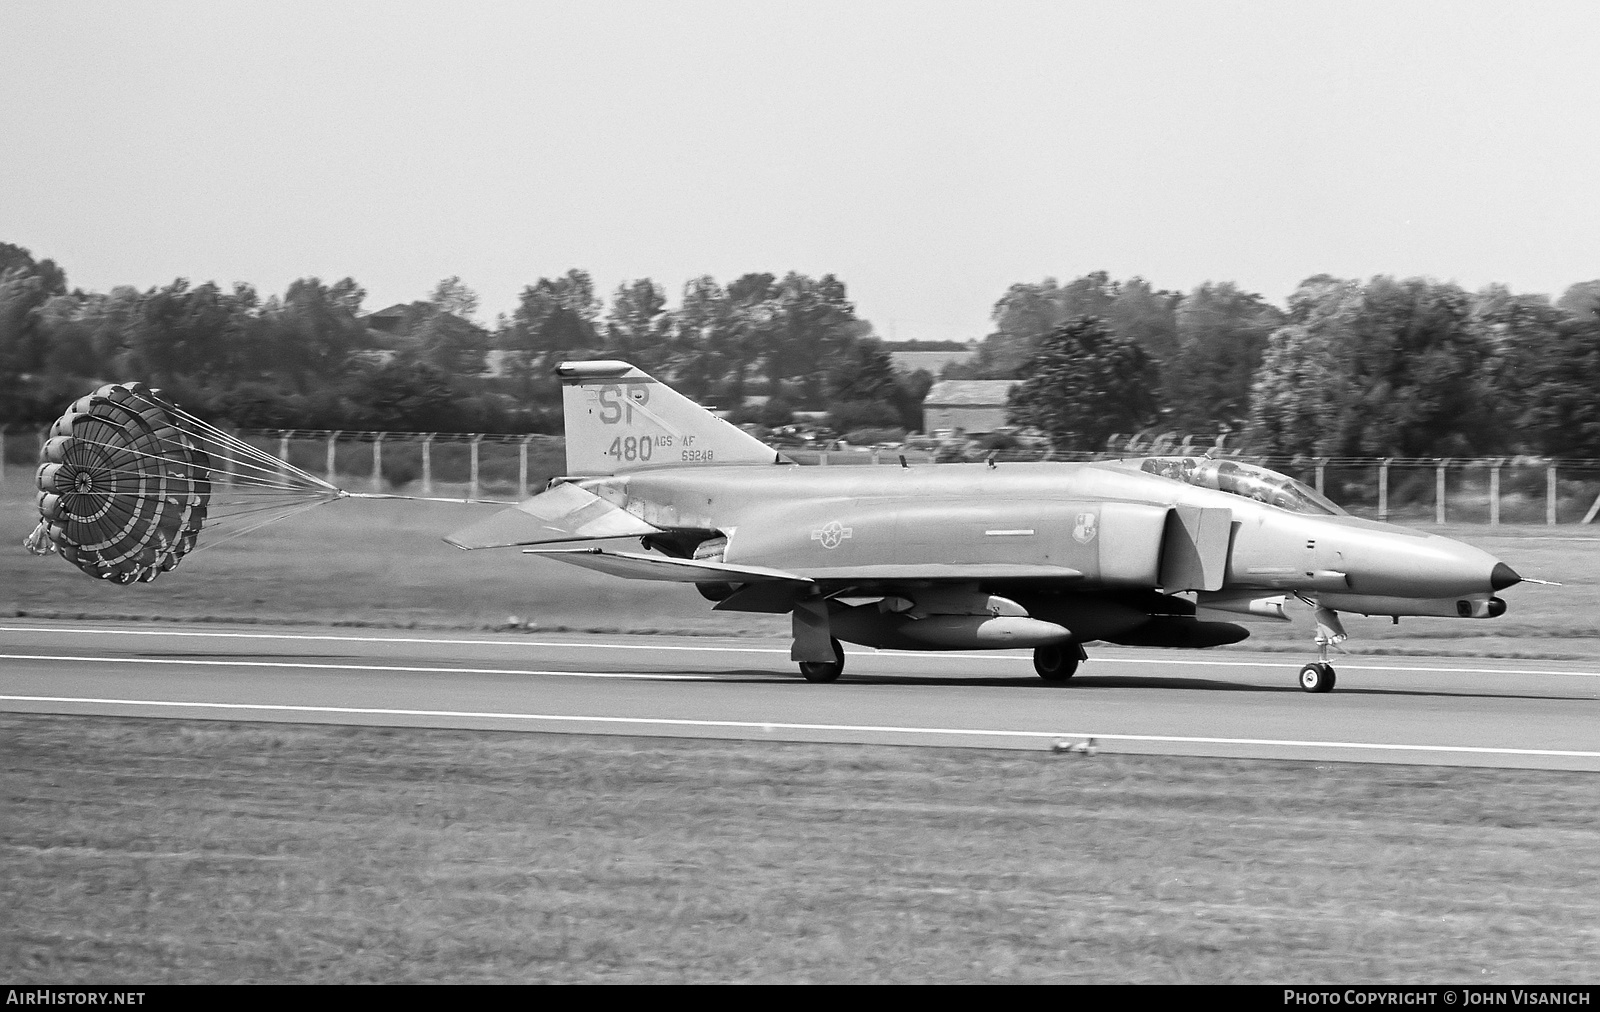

left=583, top=458, right=1511, bottom=607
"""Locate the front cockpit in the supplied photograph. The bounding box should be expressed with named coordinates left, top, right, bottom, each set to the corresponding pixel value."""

left=1136, top=456, right=1347, bottom=516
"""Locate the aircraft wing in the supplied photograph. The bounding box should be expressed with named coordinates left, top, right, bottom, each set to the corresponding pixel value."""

left=526, top=547, right=812, bottom=585
left=445, top=482, right=658, bottom=550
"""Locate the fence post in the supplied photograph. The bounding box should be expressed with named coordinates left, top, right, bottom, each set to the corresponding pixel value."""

left=1547, top=464, right=1558, bottom=525
left=278, top=431, right=291, bottom=480
left=0, top=429, right=6, bottom=486
left=470, top=434, right=482, bottom=499
left=1435, top=458, right=1450, bottom=525
left=818, top=451, right=828, bottom=466
left=1489, top=461, right=1502, bottom=526
left=326, top=432, right=340, bottom=484
left=371, top=433, right=385, bottom=492
left=518, top=435, right=532, bottom=498
left=1378, top=459, right=1392, bottom=521
left=421, top=434, right=433, bottom=496
left=1315, top=458, right=1327, bottom=495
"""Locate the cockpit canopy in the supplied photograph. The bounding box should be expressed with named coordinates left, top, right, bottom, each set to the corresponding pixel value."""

left=1139, top=456, right=1346, bottom=516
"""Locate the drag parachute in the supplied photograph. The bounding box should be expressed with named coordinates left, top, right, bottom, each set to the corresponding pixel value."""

left=26, top=382, right=341, bottom=584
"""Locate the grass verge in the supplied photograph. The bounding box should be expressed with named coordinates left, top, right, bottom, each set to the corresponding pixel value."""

left=3, top=714, right=1598, bottom=983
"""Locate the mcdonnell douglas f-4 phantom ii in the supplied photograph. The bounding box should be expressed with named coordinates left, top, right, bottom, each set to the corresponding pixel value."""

left=447, top=360, right=1524, bottom=692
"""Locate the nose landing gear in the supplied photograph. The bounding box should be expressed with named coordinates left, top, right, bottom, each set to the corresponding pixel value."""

left=1299, top=605, right=1346, bottom=693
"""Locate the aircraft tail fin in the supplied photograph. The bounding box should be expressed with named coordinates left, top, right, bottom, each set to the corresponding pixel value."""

left=556, top=360, right=787, bottom=476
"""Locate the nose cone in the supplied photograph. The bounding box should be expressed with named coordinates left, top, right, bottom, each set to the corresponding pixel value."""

left=1336, top=527, right=1519, bottom=598
left=1491, top=562, right=1522, bottom=591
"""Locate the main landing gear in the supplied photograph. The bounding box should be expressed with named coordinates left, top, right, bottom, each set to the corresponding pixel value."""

left=1298, top=605, right=1346, bottom=693
left=1034, top=642, right=1086, bottom=682
left=798, top=637, right=845, bottom=683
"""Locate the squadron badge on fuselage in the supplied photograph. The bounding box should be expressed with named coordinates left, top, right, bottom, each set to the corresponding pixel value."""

left=1073, top=511, right=1098, bottom=544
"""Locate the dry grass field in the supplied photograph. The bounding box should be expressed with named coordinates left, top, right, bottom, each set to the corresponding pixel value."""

left=5, top=714, right=1599, bottom=984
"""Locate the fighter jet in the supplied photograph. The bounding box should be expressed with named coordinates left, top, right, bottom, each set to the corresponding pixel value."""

left=447, top=360, right=1523, bottom=692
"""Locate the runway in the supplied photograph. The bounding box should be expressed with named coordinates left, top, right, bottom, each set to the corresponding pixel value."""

left=3, top=620, right=1599, bottom=770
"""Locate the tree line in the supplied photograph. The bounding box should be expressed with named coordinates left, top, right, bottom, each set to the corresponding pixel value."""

left=4, top=240, right=1597, bottom=457
left=0, top=243, right=927, bottom=436
left=984, top=271, right=1600, bottom=458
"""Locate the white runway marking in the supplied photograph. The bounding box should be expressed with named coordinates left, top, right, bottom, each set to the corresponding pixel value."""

left=0, top=654, right=725, bottom=682
left=2, top=625, right=1598, bottom=679
left=0, top=624, right=793, bottom=653
left=6, top=693, right=1600, bottom=759
left=1090, top=657, right=1600, bottom=678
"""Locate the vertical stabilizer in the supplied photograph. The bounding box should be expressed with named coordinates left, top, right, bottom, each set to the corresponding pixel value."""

left=556, top=360, right=785, bottom=476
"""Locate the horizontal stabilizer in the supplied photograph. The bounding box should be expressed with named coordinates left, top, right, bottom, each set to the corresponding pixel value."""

left=445, top=482, right=658, bottom=550
left=526, top=547, right=813, bottom=585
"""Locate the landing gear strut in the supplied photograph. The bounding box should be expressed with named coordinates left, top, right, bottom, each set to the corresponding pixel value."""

left=798, top=637, right=845, bottom=683
left=1299, top=605, right=1345, bottom=693
left=1034, top=642, right=1085, bottom=682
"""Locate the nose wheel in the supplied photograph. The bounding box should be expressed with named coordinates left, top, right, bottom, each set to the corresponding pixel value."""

left=1298, top=662, right=1336, bottom=693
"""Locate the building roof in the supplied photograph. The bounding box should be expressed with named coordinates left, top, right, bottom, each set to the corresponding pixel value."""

left=923, top=380, right=1016, bottom=407
left=361, top=302, right=483, bottom=335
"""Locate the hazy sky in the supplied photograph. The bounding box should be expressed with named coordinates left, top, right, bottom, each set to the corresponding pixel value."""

left=3, top=0, right=1597, bottom=342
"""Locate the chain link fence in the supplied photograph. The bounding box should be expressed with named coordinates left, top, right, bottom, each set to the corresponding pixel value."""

left=4, top=425, right=1598, bottom=523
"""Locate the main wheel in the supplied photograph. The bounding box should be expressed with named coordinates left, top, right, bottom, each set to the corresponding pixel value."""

left=1034, top=643, right=1080, bottom=682
left=798, top=637, right=845, bottom=683
left=1298, top=662, right=1336, bottom=693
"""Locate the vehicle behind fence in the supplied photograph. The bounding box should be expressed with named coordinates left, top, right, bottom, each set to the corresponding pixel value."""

left=3, top=427, right=1598, bottom=524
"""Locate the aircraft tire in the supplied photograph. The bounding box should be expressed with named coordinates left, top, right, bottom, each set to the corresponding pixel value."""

left=1298, top=662, right=1336, bottom=693
left=1034, top=644, right=1079, bottom=682
left=798, top=638, right=845, bottom=683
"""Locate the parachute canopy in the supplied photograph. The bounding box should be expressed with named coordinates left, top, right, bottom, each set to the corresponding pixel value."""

left=28, top=382, right=340, bottom=584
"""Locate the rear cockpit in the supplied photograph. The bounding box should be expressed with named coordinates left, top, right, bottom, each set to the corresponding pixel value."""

left=1135, top=456, right=1346, bottom=516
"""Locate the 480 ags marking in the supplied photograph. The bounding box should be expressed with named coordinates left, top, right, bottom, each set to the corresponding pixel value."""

left=607, top=435, right=713, bottom=462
